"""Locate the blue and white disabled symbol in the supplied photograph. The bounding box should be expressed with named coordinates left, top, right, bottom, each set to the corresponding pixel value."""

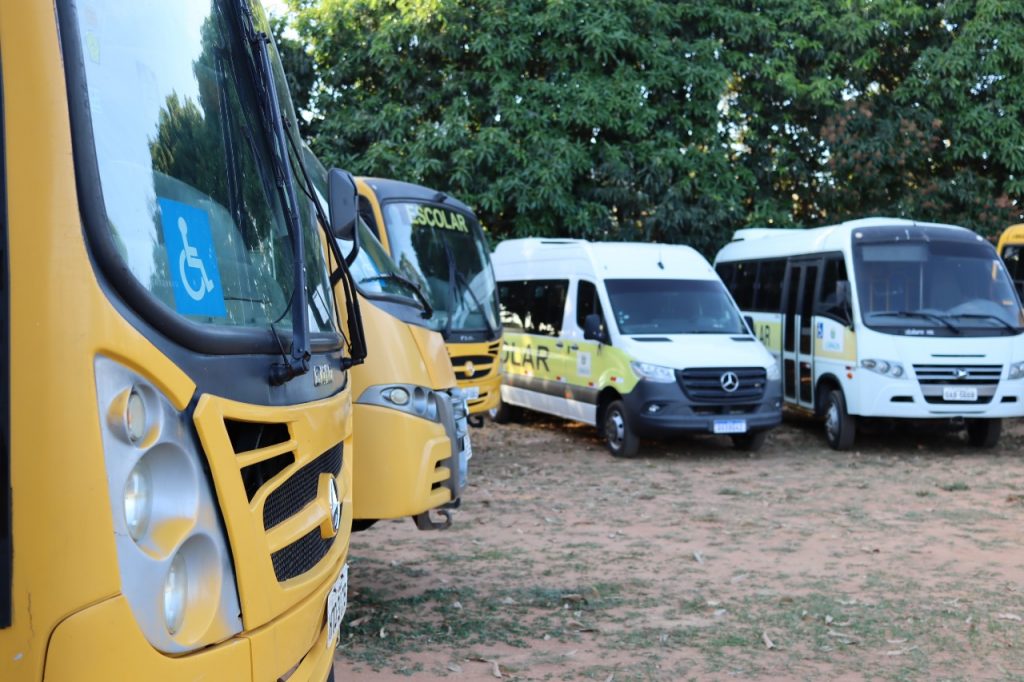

left=158, top=197, right=227, bottom=318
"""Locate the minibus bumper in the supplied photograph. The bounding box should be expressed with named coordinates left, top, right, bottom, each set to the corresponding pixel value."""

left=857, top=374, right=1024, bottom=419
left=621, top=378, right=783, bottom=438
left=43, top=554, right=347, bottom=682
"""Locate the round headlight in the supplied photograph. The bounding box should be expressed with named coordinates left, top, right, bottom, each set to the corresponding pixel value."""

left=891, top=365, right=904, bottom=378
left=124, top=462, right=152, bottom=541
left=876, top=360, right=890, bottom=374
left=164, top=551, right=188, bottom=635
left=125, top=389, right=147, bottom=443
left=387, top=387, right=410, bottom=406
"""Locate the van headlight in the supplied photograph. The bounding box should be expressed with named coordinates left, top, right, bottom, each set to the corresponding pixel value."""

left=766, top=360, right=781, bottom=381
left=1008, top=361, right=1024, bottom=380
left=95, top=357, right=242, bottom=653
left=630, top=361, right=676, bottom=383
left=861, top=358, right=906, bottom=379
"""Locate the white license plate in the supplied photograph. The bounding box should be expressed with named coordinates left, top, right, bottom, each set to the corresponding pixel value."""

left=713, top=419, right=747, bottom=434
left=464, top=386, right=480, bottom=400
left=326, top=564, right=348, bottom=648
left=943, top=386, right=978, bottom=402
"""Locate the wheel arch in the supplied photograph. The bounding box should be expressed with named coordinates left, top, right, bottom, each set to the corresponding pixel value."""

left=595, top=387, right=623, bottom=426
left=814, top=372, right=844, bottom=417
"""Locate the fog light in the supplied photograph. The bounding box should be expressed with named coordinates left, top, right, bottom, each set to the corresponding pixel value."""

left=387, top=387, right=410, bottom=406
left=646, top=404, right=662, bottom=414
left=124, top=461, right=152, bottom=542
left=125, top=388, right=147, bottom=443
left=164, top=551, right=188, bottom=635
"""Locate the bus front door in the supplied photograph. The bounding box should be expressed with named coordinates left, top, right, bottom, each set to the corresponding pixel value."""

left=783, top=261, right=820, bottom=410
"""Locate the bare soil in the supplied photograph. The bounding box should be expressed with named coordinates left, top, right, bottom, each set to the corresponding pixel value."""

left=332, top=414, right=1024, bottom=681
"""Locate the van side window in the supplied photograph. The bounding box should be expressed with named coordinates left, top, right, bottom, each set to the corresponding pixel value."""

left=575, top=280, right=604, bottom=329
left=498, top=279, right=568, bottom=336
left=817, top=255, right=848, bottom=318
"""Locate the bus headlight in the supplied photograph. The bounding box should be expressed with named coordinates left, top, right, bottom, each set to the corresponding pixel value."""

left=1008, top=361, right=1024, bottom=380
left=861, top=358, right=906, bottom=379
left=124, top=462, right=152, bottom=541
left=630, top=361, right=676, bottom=383
left=164, top=551, right=188, bottom=635
left=360, top=384, right=441, bottom=422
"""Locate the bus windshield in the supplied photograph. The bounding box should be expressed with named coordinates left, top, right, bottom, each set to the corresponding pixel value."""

left=605, top=279, right=747, bottom=335
left=70, top=0, right=335, bottom=335
left=380, top=202, right=500, bottom=339
left=853, top=239, right=1024, bottom=335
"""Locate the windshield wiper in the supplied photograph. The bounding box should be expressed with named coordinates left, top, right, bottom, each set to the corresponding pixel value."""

left=360, top=273, right=433, bottom=318
left=239, top=6, right=310, bottom=385
left=946, top=313, right=1018, bottom=331
left=878, top=310, right=961, bottom=334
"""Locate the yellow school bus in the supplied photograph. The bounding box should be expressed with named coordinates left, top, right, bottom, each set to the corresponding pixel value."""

left=997, top=224, right=1024, bottom=297
left=356, top=178, right=503, bottom=421
left=304, top=155, right=471, bottom=531
left=1, top=2, right=365, bottom=680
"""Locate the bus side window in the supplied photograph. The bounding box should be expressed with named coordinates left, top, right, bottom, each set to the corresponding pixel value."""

left=817, top=256, right=849, bottom=321
left=733, top=262, right=756, bottom=310
left=358, top=196, right=381, bottom=241
left=754, top=259, right=785, bottom=312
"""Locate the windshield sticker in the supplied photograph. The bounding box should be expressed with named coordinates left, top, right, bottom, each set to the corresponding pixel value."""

left=158, top=198, right=227, bottom=318
left=410, top=205, right=469, bottom=233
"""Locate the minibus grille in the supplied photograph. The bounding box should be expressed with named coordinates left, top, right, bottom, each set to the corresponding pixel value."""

left=264, top=444, right=343, bottom=531
left=271, top=527, right=334, bottom=582
left=913, top=364, right=1001, bottom=405
left=451, top=352, right=498, bottom=381
left=677, top=368, right=767, bottom=403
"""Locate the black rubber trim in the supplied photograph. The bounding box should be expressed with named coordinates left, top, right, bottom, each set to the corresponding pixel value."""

left=502, top=373, right=600, bottom=405
left=0, top=47, right=10, bottom=629
left=56, top=0, right=343, bottom=356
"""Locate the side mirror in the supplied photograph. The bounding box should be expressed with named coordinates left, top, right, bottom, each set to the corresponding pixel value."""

left=583, top=313, right=607, bottom=343
left=328, top=168, right=360, bottom=264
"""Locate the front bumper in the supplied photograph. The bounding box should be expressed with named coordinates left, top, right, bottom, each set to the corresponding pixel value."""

left=621, top=378, right=783, bottom=439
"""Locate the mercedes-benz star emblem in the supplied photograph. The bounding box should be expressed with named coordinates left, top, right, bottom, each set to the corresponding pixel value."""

left=720, top=371, right=740, bottom=393
left=464, top=361, right=476, bottom=378
left=954, top=368, right=969, bottom=380
left=328, top=476, right=341, bottom=535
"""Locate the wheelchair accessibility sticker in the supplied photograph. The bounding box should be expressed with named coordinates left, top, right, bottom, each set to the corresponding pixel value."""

left=158, top=198, right=226, bottom=317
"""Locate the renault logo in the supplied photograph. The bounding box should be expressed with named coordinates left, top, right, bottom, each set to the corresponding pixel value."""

left=464, top=361, right=476, bottom=378
left=720, top=371, right=740, bottom=393
left=328, top=476, right=341, bottom=535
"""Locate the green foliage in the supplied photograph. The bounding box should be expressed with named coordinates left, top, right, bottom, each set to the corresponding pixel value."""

left=281, top=0, right=1024, bottom=252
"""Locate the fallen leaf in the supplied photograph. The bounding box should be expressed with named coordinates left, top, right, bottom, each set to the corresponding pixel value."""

left=447, top=662, right=463, bottom=673
left=378, top=626, right=387, bottom=639
left=500, top=597, right=518, bottom=605
left=561, top=593, right=586, bottom=604
left=886, top=638, right=908, bottom=645
left=347, top=615, right=371, bottom=628
left=762, top=631, right=776, bottom=649
left=996, top=613, right=1022, bottom=622
left=604, top=675, right=615, bottom=682
left=567, top=619, right=598, bottom=633
left=693, top=551, right=705, bottom=565
left=452, top=601, right=463, bottom=610
left=490, top=660, right=502, bottom=679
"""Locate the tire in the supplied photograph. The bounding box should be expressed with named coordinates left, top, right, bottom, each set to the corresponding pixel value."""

left=326, top=668, right=336, bottom=682
left=823, top=387, right=856, bottom=451
left=351, top=519, right=377, bottom=532
left=488, top=396, right=520, bottom=424
left=966, top=418, right=1001, bottom=448
left=603, top=400, right=640, bottom=457
left=731, top=430, right=767, bottom=452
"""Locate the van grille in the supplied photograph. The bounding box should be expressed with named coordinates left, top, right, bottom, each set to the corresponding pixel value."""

left=677, top=368, right=767, bottom=403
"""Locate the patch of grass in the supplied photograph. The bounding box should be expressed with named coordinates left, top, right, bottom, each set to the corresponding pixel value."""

left=938, top=481, right=970, bottom=492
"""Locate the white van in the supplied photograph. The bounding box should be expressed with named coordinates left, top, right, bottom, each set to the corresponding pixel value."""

left=714, top=217, right=1024, bottom=450
left=491, top=239, right=782, bottom=456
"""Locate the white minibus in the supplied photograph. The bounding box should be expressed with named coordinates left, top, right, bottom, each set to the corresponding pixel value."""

left=492, top=239, right=782, bottom=456
left=714, top=217, right=1024, bottom=449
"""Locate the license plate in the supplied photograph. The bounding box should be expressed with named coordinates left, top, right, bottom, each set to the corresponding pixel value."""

left=326, top=564, right=348, bottom=648
left=713, top=419, right=747, bottom=434
left=464, top=386, right=480, bottom=400
left=943, top=386, right=978, bottom=402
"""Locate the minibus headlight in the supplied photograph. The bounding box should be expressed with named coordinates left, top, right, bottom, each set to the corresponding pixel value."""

left=360, top=384, right=442, bottom=421
left=766, top=361, right=781, bottom=381
left=630, top=361, right=676, bottom=383
left=163, top=551, right=188, bottom=635
left=860, top=358, right=906, bottom=379
left=125, top=389, right=147, bottom=443
left=123, top=462, right=152, bottom=541
left=1008, top=361, right=1024, bottom=380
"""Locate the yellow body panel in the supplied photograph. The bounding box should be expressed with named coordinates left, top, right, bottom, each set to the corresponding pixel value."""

left=349, top=299, right=456, bottom=520
left=996, top=223, right=1024, bottom=255
left=1, top=3, right=352, bottom=679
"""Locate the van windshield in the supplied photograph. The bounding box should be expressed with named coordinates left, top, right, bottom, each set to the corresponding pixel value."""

left=853, top=239, right=1024, bottom=336
left=605, top=279, right=747, bottom=335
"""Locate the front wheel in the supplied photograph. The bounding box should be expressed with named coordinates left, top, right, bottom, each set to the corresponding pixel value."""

left=731, top=430, right=767, bottom=452
left=966, top=418, right=1001, bottom=448
left=823, top=388, right=856, bottom=451
left=488, top=396, right=520, bottom=424
left=603, top=400, right=640, bottom=457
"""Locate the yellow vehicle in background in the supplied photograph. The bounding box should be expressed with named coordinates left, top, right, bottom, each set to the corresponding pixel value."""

left=304, top=157, right=471, bottom=531
left=356, top=178, right=503, bottom=421
left=997, top=224, right=1024, bottom=297
left=2, top=1, right=365, bottom=680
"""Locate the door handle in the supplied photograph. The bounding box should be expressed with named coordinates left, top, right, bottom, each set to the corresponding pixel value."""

left=555, top=341, right=564, bottom=348
left=569, top=344, right=579, bottom=351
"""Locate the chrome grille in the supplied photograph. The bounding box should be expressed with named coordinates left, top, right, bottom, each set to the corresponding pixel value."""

left=677, top=367, right=767, bottom=403
left=913, top=364, right=1001, bottom=405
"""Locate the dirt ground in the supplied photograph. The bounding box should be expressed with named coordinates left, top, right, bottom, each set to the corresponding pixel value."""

left=331, top=414, right=1024, bottom=681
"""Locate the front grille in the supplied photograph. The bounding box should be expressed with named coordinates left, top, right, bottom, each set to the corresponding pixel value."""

left=264, top=444, right=342, bottom=531
left=451, top=354, right=498, bottom=381
left=913, top=364, right=1001, bottom=405
left=270, top=527, right=334, bottom=582
left=677, top=367, right=767, bottom=403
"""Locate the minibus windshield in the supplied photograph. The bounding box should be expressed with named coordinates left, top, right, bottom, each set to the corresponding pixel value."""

left=853, top=239, right=1024, bottom=335
left=605, top=279, right=747, bottom=335
left=347, top=221, right=433, bottom=316
left=69, top=0, right=335, bottom=336
left=380, top=202, right=500, bottom=338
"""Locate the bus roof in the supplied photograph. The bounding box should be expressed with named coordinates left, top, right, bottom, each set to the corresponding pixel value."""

left=717, top=216, right=978, bottom=263
left=492, top=238, right=718, bottom=281
left=357, top=177, right=475, bottom=215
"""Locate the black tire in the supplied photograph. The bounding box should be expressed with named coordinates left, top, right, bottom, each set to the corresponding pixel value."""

left=731, top=430, right=767, bottom=452
left=351, top=519, right=377, bottom=532
left=488, top=396, right=520, bottom=424
left=966, top=418, right=1001, bottom=448
left=823, top=387, right=856, bottom=451
left=326, top=668, right=336, bottom=682
left=603, top=400, right=640, bottom=457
